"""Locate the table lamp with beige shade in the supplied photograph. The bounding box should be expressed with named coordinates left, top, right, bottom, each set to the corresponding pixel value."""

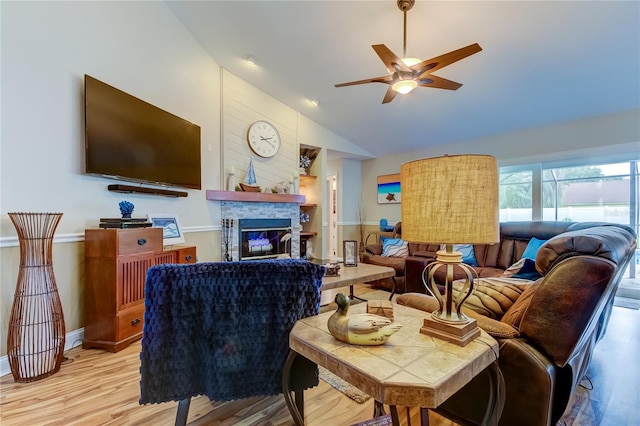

left=401, top=154, right=499, bottom=346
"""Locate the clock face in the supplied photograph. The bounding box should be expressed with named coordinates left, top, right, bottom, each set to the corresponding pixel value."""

left=247, top=120, right=281, bottom=158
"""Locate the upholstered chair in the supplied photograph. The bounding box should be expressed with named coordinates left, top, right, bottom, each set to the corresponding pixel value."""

left=139, top=259, right=325, bottom=425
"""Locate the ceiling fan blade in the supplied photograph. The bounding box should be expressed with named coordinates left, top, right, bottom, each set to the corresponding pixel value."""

left=372, top=44, right=412, bottom=74
left=335, top=75, right=394, bottom=87
left=413, top=43, right=482, bottom=76
left=382, top=86, right=398, bottom=104
left=418, top=75, right=463, bottom=90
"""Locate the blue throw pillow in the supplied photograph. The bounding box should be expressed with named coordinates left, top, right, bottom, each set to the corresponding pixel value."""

left=453, top=244, right=478, bottom=266
left=522, top=237, right=548, bottom=260
left=512, top=258, right=542, bottom=280
left=382, top=238, right=409, bottom=258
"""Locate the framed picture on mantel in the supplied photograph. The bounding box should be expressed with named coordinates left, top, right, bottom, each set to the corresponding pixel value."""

left=147, top=213, right=185, bottom=246
left=377, top=173, right=401, bottom=204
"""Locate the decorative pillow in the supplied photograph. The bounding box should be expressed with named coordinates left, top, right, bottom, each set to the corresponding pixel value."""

left=455, top=244, right=478, bottom=266
left=439, top=244, right=478, bottom=266
left=381, top=238, right=409, bottom=258
left=522, top=237, right=548, bottom=260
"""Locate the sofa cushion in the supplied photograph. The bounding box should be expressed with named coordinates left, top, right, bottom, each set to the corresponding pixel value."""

left=382, top=238, right=409, bottom=257
left=536, top=225, right=637, bottom=275
left=364, top=254, right=405, bottom=275
left=366, top=243, right=383, bottom=256
left=409, top=242, right=440, bottom=256
left=501, top=279, right=542, bottom=329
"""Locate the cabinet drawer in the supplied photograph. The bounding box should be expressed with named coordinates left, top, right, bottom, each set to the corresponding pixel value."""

left=117, top=307, right=144, bottom=341
left=118, top=229, right=162, bottom=255
left=176, top=246, right=197, bottom=264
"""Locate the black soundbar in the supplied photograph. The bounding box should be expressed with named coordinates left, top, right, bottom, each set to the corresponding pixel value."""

left=107, top=184, right=188, bottom=198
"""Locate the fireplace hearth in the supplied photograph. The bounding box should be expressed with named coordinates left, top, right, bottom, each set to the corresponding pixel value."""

left=238, top=218, right=292, bottom=260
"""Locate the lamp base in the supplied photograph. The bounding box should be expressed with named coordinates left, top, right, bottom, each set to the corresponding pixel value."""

left=420, top=316, right=481, bottom=347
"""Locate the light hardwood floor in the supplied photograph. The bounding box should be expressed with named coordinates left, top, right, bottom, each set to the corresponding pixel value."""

left=1, top=285, right=638, bottom=425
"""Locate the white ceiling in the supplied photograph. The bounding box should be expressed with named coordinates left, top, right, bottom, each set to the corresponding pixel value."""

left=167, top=1, right=640, bottom=158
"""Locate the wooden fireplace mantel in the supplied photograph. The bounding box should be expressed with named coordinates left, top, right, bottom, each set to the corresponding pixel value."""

left=206, top=190, right=306, bottom=204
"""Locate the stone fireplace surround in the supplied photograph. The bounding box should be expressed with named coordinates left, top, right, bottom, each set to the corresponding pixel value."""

left=207, top=191, right=304, bottom=261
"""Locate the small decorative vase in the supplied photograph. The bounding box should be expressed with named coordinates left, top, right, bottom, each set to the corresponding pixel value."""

left=299, top=166, right=307, bottom=175
left=7, top=212, right=66, bottom=382
left=118, top=201, right=134, bottom=219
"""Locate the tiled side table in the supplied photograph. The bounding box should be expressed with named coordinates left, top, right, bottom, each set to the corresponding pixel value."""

left=283, top=303, right=503, bottom=425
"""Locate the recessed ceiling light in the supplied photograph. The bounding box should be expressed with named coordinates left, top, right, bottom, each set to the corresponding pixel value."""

left=243, top=54, right=257, bottom=66
left=308, top=99, right=319, bottom=107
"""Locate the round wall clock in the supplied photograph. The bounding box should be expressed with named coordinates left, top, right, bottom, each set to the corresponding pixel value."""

left=247, top=120, right=281, bottom=158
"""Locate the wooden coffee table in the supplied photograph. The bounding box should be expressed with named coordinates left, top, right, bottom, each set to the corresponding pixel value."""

left=282, top=303, right=503, bottom=426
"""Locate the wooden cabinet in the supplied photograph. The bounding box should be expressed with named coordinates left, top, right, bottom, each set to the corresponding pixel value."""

left=83, top=228, right=196, bottom=352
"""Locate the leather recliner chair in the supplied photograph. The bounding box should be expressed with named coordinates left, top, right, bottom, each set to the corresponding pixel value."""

left=396, top=224, right=637, bottom=425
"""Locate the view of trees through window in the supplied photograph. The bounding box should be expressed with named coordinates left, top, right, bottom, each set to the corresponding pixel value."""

left=500, top=162, right=637, bottom=225
left=499, top=160, right=638, bottom=282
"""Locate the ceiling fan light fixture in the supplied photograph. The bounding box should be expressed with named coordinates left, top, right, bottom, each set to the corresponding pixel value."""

left=334, top=0, right=481, bottom=103
left=392, top=79, right=418, bottom=94
left=401, top=57, right=421, bottom=67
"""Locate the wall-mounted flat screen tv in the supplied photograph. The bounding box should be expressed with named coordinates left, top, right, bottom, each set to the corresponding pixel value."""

left=85, top=74, right=201, bottom=190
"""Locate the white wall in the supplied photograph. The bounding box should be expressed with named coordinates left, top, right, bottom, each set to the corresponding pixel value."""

left=1, top=1, right=222, bottom=237
left=222, top=70, right=299, bottom=190
left=361, top=110, right=640, bottom=223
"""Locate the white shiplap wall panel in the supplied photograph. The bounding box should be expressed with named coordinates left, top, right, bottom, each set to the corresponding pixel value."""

left=222, top=70, right=298, bottom=192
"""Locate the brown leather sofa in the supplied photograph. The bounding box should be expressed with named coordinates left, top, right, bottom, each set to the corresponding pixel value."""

left=366, top=221, right=590, bottom=294
left=396, top=223, right=637, bottom=425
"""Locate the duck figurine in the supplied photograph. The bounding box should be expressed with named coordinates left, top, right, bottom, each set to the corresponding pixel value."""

left=327, top=293, right=402, bottom=346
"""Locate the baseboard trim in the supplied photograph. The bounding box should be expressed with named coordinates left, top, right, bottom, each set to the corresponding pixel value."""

left=0, top=328, right=85, bottom=378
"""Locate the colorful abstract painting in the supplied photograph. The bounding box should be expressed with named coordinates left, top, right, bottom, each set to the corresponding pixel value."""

left=377, top=173, right=401, bottom=204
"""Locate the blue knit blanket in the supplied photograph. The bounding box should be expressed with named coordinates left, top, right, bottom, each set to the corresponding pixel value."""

left=139, top=259, right=325, bottom=404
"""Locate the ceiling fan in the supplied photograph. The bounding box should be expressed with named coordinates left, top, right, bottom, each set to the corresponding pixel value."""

left=335, top=0, right=482, bottom=104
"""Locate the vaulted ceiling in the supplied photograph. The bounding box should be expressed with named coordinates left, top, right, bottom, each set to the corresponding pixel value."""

left=168, top=1, right=640, bottom=158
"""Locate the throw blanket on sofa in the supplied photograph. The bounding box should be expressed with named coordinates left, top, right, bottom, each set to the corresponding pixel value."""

left=139, top=259, right=325, bottom=405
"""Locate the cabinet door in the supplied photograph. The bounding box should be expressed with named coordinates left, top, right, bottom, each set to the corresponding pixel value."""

left=117, top=255, right=153, bottom=310
left=154, top=251, right=178, bottom=265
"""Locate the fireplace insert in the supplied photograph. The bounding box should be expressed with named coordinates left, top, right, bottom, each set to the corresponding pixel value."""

left=238, top=218, right=292, bottom=260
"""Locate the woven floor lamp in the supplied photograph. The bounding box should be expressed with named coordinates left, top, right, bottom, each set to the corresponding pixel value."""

left=401, top=155, right=499, bottom=346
